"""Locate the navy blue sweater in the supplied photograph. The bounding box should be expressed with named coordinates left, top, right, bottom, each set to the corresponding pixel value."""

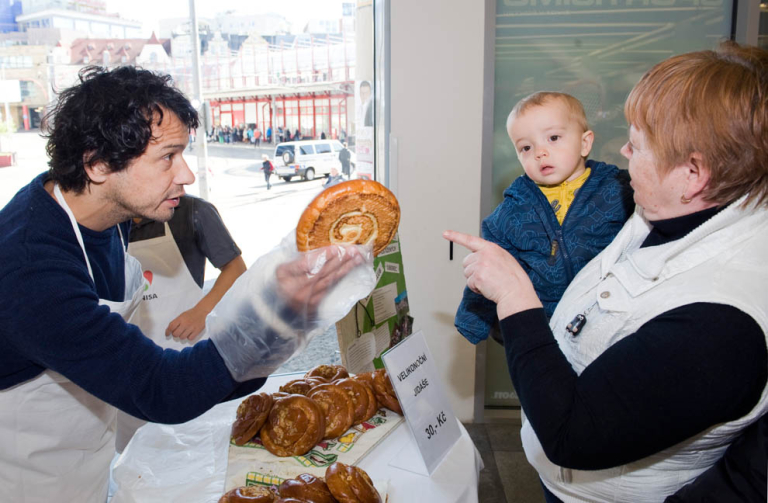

left=0, top=173, right=264, bottom=423
left=455, top=160, right=634, bottom=344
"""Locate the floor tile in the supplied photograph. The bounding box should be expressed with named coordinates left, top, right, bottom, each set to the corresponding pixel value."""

left=494, top=450, right=546, bottom=503
left=486, top=421, right=524, bottom=452
left=462, top=422, right=493, bottom=455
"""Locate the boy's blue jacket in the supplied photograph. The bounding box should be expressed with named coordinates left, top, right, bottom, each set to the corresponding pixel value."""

left=455, top=160, right=634, bottom=344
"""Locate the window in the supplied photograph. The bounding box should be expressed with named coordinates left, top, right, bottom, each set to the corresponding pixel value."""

left=299, top=145, right=314, bottom=155
left=315, top=143, right=331, bottom=154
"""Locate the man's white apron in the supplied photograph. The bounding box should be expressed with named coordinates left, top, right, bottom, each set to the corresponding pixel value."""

left=0, top=184, right=146, bottom=502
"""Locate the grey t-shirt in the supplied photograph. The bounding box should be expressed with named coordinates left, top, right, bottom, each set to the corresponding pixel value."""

left=129, top=195, right=242, bottom=288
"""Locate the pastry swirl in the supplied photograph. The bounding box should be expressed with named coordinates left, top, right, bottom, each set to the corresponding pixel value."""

left=307, top=383, right=355, bottom=439
left=296, top=180, right=400, bottom=256
left=372, top=369, right=402, bottom=415
left=278, top=473, right=337, bottom=503
left=334, top=378, right=377, bottom=425
left=218, top=485, right=276, bottom=503
left=260, top=395, right=326, bottom=457
left=279, top=378, right=324, bottom=396
left=325, top=462, right=381, bottom=503
left=305, top=364, right=350, bottom=382
left=231, top=393, right=274, bottom=446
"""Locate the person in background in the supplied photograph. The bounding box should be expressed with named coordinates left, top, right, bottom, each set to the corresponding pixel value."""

left=262, top=154, right=275, bottom=190
left=0, top=65, right=366, bottom=502
left=324, top=167, right=346, bottom=188
left=445, top=41, right=768, bottom=502
left=254, top=127, right=262, bottom=147
left=454, top=91, right=634, bottom=345
left=339, top=142, right=352, bottom=177
left=321, top=131, right=327, bottom=139
left=118, top=195, right=247, bottom=451
left=266, top=125, right=272, bottom=144
left=294, top=128, right=301, bottom=141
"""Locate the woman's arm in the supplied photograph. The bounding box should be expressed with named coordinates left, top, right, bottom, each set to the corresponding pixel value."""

left=502, top=304, right=766, bottom=470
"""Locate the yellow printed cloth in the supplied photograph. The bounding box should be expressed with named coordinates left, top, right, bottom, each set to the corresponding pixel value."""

left=538, top=168, right=591, bottom=224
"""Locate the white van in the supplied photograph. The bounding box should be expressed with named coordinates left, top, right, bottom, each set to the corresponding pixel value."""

left=273, top=139, right=345, bottom=182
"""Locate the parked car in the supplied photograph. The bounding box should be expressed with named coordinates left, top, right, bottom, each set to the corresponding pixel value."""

left=273, top=139, right=347, bottom=182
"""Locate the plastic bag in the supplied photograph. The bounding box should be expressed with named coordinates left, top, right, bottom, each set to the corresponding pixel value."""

left=208, top=231, right=376, bottom=381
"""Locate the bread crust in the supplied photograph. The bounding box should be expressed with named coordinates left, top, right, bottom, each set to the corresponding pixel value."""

left=325, top=462, right=382, bottom=503
left=260, top=395, right=326, bottom=457
left=296, top=180, right=400, bottom=256
left=231, top=393, right=274, bottom=446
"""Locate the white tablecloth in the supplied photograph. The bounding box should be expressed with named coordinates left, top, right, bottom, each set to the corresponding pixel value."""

left=111, top=372, right=484, bottom=503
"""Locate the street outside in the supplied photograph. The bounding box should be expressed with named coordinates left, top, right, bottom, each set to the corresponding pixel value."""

left=0, top=131, right=343, bottom=371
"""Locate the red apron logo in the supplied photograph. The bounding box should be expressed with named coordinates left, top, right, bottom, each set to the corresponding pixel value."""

left=143, top=270, right=153, bottom=291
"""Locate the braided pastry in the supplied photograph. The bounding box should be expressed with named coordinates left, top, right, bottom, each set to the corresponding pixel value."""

left=372, top=369, right=402, bottom=415
left=218, top=485, right=276, bottom=503
left=307, top=383, right=355, bottom=439
left=278, top=473, right=337, bottom=503
left=325, top=462, right=381, bottom=503
left=260, top=395, right=326, bottom=457
left=334, top=378, right=377, bottom=425
left=278, top=378, right=325, bottom=396
left=296, top=179, right=400, bottom=256
left=231, top=393, right=274, bottom=446
left=305, top=364, right=350, bottom=382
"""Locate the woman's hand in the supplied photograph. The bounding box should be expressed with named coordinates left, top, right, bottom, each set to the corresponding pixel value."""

left=443, top=230, right=542, bottom=319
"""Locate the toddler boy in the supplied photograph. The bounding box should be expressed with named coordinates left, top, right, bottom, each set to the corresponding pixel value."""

left=455, top=92, right=634, bottom=343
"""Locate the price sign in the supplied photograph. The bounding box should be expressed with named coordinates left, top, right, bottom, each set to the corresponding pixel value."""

left=381, top=330, right=461, bottom=474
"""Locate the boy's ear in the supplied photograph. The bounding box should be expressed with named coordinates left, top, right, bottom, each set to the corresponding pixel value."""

left=580, top=130, right=595, bottom=158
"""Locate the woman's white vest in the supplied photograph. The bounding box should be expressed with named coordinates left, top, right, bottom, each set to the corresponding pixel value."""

left=522, top=196, right=768, bottom=503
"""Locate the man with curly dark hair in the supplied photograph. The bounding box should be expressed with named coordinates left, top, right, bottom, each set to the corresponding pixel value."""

left=0, top=66, right=369, bottom=502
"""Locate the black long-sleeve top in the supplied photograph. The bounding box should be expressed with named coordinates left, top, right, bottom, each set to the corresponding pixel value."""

left=501, top=206, right=768, bottom=470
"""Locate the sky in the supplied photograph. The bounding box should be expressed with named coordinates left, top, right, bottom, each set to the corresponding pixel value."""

left=104, top=0, right=345, bottom=37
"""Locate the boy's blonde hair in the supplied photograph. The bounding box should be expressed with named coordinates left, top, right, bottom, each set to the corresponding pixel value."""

left=507, top=92, right=589, bottom=134
left=625, top=41, right=768, bottom=208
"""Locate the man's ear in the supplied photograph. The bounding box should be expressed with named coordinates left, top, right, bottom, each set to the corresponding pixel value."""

left=581, top=130, right=595, bottom=158
left=684, top=152, right=711, bottom=199
left=83, top=155, right=110, bottom=186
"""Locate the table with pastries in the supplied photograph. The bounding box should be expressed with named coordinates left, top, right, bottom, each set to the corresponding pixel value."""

left=110, top=371, right=484, bottom=503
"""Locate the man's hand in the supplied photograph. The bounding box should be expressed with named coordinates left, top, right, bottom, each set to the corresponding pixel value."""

left=443, top=230, right=542, bottom=319
left=166, top=306, right=208, bottom=341
left=275, top=245, right=366, bottom=317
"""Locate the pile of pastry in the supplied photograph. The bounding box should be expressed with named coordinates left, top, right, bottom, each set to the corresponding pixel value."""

left=219, top=461, right=382, bottom=503
left=231, top=365, right=403, bottom=457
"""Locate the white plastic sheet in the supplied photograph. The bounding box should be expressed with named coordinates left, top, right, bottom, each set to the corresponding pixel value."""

left=209, top=232, right=376, bottom=380
left=111, top=374, right=484, bottom=503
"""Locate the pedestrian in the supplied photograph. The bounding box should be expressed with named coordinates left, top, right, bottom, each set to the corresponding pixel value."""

left=321, top=131, right=327, bottom=139
left=254, top=127, right=262, bottom=147
left=262, top=154, right=275, bottom=190
left=266, top=126, right=272, bottom=144
left=0, top=65, right=367, bottom=502
left=339, top=142, right=352, bottom=177
left=324, top=167, right=345, bottom=188
left=294, top=128, right=300, bottom=141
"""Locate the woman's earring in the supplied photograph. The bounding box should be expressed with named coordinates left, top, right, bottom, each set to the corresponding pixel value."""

left=681, top=194, right=692, bottom=204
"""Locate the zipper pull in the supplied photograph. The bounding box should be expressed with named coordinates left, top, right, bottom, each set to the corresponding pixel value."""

left=548, top=240, right=559, bottom=265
